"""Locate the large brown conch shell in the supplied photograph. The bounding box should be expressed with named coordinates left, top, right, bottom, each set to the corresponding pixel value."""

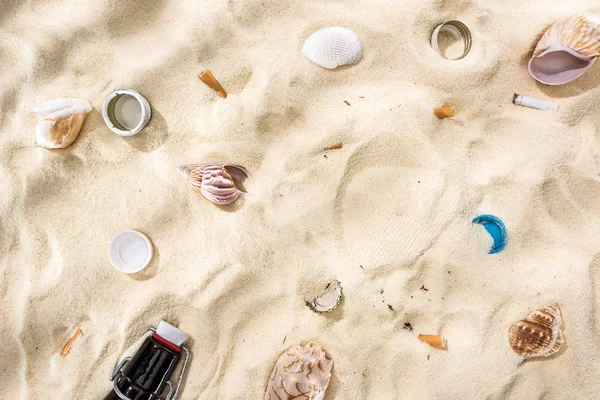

left=508, top=303, right=564, bottom=360
left=177, top=164, right=248, bottom=206
left=264, top=341, right=333, bottom=400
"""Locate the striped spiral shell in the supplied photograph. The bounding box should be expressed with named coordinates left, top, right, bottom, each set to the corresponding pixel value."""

left=533, top=15, right=600, bottom=58
left=508, top=303, right=564, bottom=360
left=177, top=164, right=248, bottom=206
left=265, top=342, right=333, bottom=400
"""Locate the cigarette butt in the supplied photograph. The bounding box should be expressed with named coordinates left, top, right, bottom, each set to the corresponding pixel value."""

left=324, top=143, right=343, bottom=151
left=60, top=328, right=83, bottom=356
left=418, top=334, right=446, bottom=349
left=433, top=106, right=454, bottom=119
left=513, top=94, right=558, bottom=110
left=199, top=70, right=227, bottom=98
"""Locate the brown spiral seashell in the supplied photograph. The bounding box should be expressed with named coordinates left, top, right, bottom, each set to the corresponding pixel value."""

left=508, top=303, right=564, bottom=360
left=177, top=164, right=248, bottom=206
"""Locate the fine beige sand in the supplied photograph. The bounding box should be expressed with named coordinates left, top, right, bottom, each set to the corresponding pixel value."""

left=2, top=1, right=600, bottom=399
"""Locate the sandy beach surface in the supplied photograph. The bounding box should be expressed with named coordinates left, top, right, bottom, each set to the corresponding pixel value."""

left=2, top=0, right=600, bottom=398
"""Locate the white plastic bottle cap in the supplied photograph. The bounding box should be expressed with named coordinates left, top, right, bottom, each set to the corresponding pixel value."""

left=108, top=230, right=153, bottom=273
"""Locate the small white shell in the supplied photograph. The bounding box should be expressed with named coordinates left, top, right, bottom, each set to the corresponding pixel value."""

left=308, top=280, right=343, bottom=313
left=34, top=98, right=92, bottom=149
left=177, top=164, right=248, bottom=206
left=302, top=27, right=363, bottom=69
left=529, top=15, right=600, bottom=85
left=264, top=342, right=333, bottom=400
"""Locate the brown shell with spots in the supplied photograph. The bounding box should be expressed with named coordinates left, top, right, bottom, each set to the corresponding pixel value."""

left=177, top=164, right=248, bottom=206
left=508, top=303, right=564, bottom=359
left=264, top=341, right=333, bottom=400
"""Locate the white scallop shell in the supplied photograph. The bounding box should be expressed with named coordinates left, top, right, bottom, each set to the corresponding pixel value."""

left=302, top=27, right=363, bottom=69
left=529, top=15, right=600, bottom=85
left=264, top=342, right=333, bottom=400
left=34, top=98, right=92, bottom=149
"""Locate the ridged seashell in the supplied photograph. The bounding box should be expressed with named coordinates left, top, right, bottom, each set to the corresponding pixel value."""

left=529, top=15, right=600, bottom=85
left=34, top=98, right=92, bottom=149
left=508, top=303, right=564, bottom=360
left=308, top=280, right=343, bottom=313
left=302, top=27, right=363, bottom=69
left=264, top=342, right=333, bottom=400
left=177, top=164, right=248, bottom=206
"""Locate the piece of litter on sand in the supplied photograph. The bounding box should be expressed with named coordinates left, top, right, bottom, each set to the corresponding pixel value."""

left=433, top=105, right=454, bottom=119
left=344, top=100, right=351, bottom=106
left=418, top=334, right=446, bottom=349
left=199, top=69, right=227, bottom=98
left=324, top=143, right=343, bottom=151
left=513, top=94, right=558, bottom=110
left=419, top=335, right=446, bottom=349
left=60, top=328, right=83, bottom=356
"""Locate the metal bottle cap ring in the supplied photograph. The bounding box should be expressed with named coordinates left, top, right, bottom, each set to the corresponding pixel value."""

left=431, top=20, right=472, bottom=60
left=102, top=88, right=152, bottom=136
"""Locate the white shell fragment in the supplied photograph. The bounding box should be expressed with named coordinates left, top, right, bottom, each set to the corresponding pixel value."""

left=177, top=164, right=249, bottom=206
left=529, top=15, right=600, bottom=85
left=513, top=94, right=558, bottom=110
left=302, top=27, right=363, bottom=69
left=308, top=280, right=343, bottom=313
left=264, top=342, right=333, bottom=400
left=34, top=98, right=92, bottom=149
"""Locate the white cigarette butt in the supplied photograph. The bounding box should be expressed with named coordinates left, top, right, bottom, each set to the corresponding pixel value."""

left=513, top=94, right=558, bottom=110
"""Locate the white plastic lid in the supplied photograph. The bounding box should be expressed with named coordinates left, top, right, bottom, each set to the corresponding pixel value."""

left=156, top=321, right=190, bottom=346
left=108, top=230, right=153, bottom=273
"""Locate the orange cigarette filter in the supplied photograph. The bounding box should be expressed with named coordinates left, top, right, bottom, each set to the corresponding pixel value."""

left=433, top=106, right=454, bottom=119
left=418, top=334, right=447, bottom=349
left=199, top=70, right=227, bottom=98
left=324, top=143, right=343, bottom=151
left=60, top=328, right=83, bottom=356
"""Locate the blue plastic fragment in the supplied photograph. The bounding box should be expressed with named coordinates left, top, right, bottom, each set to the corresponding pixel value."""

left=472, top=214, right=508, bottom=254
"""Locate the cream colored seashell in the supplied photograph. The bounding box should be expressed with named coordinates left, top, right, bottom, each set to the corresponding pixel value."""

left=302, top=27, right=363, bottom=69
left=508, top=303, right=564, bottom=360
left=529, top=15, right=600, bottom=85
left=34, top=98, right=92, bottom=149
left=177, top=164, right=248, bottom=206
left=265, top=341, right=333, bottom=400
left=308, top=280, right=343, bottom=313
